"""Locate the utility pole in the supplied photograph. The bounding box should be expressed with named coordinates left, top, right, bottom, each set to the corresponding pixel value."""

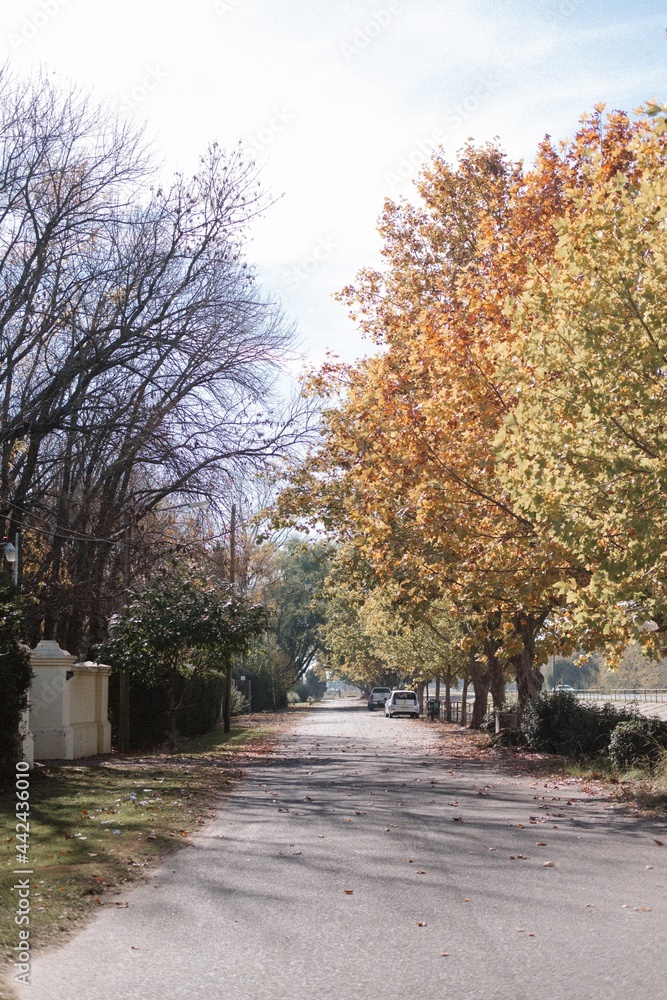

left=118, top=516, right=131, bottom=753
left=223, top=502, right=236, bottom=734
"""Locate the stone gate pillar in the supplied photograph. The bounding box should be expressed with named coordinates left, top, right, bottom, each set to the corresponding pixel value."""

left=29, top=640, right=111, bottom=759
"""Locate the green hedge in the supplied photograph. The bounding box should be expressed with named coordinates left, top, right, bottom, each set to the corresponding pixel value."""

left=608, top=718, right=667, bottom=768
left=108, top=669, right=226, bottom=749
left=0, top=585, right=32, bottom=784
left=521, top=692, right=638, bottom=759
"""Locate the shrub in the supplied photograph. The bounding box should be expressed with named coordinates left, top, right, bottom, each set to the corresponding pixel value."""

left=108, top=669, right=227, bottom=748
left=303, top=669, right=327, bottom=701
left=229, top=685, right=248, bottom=716
left=176, top=670, right=227, bottom=735
left=0, top=584, right=32, bottom=784
left=608, top=718, right=667, bottom=768
left=291, top=683, right=309, bottom=703
left=521, top=692, right=637, bottom=759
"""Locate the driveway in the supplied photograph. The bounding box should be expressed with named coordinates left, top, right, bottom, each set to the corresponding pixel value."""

left=14, top=702, right=667, bottom=1000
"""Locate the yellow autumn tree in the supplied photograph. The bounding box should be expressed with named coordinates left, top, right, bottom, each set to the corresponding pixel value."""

left=495, top=108, right=667, bottom=656
left=278, top=113, right=654, bottom=721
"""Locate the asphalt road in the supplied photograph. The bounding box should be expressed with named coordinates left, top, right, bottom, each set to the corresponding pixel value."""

left=15, top=702, right=667, bottom=1000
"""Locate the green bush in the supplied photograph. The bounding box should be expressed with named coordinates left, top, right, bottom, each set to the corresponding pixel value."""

left=0, top=584, right=32, bottom=784
left=521, top=692, right=637, bottom=759
left=109, top=669, right=226, bottom=748
left=303, top=669, right=327, bottom=701
left=229, top=685, right=248, bottom=716
left=176, top=670, right=226, bottom=736
left=608, top=718, right=667, bottom=768
left=291, top=683, right=309, bottom=702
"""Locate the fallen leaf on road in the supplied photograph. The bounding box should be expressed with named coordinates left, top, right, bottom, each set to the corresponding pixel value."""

left=343, top=889, right=354, bottom=895
left=416, top=921, right=427, bottom=927
left=535, top=842, right=547, bottom=847
left=528, top=933, right=536, bottom=937
left=634, top=907, right=652, bottom=911
left=114, top=902, right=129, bottom=908
left=654, top=839, right=664, bottom=846
left=453, top=817, right=464, bottom=823
left=416, top=870, right=426, bottom=875
left=440, top=952, right=449, bottom=956
left=463, top=898, right=470, bottom=902
left=542, top=861, right=556, bottom=867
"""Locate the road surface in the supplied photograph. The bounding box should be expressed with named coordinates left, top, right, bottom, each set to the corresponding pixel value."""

left=14, top=702, right=667, bottom=1000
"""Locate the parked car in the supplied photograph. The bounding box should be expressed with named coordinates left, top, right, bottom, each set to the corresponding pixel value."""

left=554, top=684, right=575, bottom=693
left=368, top=687, right=392, bottom=710
left=384, top=690, right=420, bottom=718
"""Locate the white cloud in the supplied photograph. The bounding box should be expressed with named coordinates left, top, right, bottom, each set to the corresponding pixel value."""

left=0, top=0, right=665, bottom=365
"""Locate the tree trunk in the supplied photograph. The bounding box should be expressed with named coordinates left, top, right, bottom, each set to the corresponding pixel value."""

left=515, top=647, right=544, bottom=718
left=513, top=616, right=545, bottom=718
left=445, top=674, right=451, bottom=721
left=461, top=676, right=468, bottom=725
left=468, top=649, right=491, bottom=729
left=489, top=651, right=506, bottom=711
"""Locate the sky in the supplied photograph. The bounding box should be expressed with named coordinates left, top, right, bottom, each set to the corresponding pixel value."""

left=1, top=0, right=665, bottom=372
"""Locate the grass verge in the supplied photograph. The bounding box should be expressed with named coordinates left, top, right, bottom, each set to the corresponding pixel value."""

left=0, top=716, right=284, bottom=989
left=557, top=752, right=667, bottom=814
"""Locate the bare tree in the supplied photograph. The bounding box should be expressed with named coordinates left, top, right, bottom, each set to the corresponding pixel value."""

left=0, top=70, right=312, bottom=653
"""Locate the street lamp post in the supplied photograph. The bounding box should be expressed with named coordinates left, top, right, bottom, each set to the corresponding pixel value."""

left=3, top=533, right=19, bottom=588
